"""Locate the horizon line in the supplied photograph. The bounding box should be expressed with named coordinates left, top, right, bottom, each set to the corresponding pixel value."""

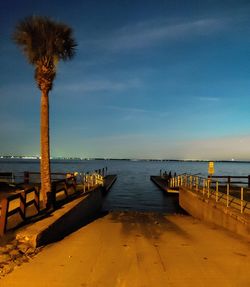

left=1, top=156, right=250, bottom=163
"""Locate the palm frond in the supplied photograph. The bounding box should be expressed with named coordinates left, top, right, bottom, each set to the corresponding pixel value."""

left=13, top=16, right=77, bottom=65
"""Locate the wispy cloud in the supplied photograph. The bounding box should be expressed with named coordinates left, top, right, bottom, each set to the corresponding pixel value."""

left=58, top=78, right=142, bottom=93
left=195, top=96, right=220, bottom=102
left=105, top=105, right=169, bottom=119
left=81, top=17, right=228, bottom=52
left=106, top=105, right=149, bottom=113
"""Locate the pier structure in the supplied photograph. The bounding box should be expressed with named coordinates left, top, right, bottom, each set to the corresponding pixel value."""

left=166, top=174, right=250, bottom=239
left=0, top=170, right=117, bottom=236
left=150, top=175, right=179, bottom=194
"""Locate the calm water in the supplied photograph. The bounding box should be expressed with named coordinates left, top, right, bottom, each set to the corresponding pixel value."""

left=1, top=159, right=250, bottom=212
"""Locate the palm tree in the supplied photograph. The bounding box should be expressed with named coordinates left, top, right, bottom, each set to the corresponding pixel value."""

left=13, top=16, right=77, bottom=207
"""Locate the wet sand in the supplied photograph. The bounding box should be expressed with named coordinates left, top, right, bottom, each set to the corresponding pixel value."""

left=0, top=211, right=249, bottom=287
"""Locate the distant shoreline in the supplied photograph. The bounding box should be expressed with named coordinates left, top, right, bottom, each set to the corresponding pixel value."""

left=0, top=157, right=250, bottom=163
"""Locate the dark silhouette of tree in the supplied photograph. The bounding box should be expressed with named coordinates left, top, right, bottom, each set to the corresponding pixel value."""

left=13, top=16, right=77, bottom=207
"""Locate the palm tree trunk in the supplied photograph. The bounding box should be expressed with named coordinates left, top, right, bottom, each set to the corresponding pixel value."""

left=40, top=89, right=51, bottom=207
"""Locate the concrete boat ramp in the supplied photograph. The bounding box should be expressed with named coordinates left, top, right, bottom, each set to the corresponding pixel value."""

left=1, top=211, right=249, bottom=287
left=0, top=173, right=249, bottom=286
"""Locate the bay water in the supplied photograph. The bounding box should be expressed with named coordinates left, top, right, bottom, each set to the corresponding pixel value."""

left=1, top=159, right=250, bottom=213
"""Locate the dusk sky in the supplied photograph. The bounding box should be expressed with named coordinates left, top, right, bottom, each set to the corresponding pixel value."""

left=1, top=0, right=250, bottom=160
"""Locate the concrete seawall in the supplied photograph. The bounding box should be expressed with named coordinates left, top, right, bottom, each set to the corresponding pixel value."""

left=16, top=188, right=103, bottom=247
left=179, top=187, right=250, bottom=240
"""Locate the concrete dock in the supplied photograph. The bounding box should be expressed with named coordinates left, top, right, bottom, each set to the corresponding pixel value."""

left=0, top=174, right=117, bottom=236
left=150, top=176, right=179, bottom=194
left=1, top=211, right=249, bottom=287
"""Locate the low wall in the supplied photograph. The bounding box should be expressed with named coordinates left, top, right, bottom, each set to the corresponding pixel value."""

left=179, top=187, right=250, bottom=240
left=16, top=188, right=103, bottom=247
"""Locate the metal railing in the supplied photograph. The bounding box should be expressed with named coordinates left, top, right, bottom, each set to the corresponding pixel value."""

left=209, top=175, right=250, bottom=187
left=0, top=170, right=105, bottom=236
left=0, top=167, right=108, bottom=185
left=169, top=174, right=250, bottom=214
left=0, top=172, right=15, bottom=183
left=65, top=172, right=104, bottom=194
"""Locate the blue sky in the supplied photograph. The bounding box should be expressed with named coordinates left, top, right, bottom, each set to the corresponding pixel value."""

left=1, top=0, right=250, bottom=160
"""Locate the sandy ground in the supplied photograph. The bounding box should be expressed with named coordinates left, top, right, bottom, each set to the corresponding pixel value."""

left=0, top=211, right=249, bottom=287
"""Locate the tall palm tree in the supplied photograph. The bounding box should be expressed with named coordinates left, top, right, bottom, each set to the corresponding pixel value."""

left=13, top=16, right=77, bottom=207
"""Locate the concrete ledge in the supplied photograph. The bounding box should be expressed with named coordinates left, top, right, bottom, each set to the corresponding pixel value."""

left=16, top=188, right=103, bottom=248
left=150, top=176, right=179, bottom=194
left=179, top=187, right=250, bottom=240
left=102, top=175, right=117, bottom=195
left=150, top=176, right=168, bottom=192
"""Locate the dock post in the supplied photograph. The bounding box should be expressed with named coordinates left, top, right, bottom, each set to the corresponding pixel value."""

left=24, top=171, right=29, bottom=184
left=0, top=198, right=9, bottom=236
left=216, top=182, right=218, bottom=202
left=240, top=187, right=244, bottom=213
left=94, top=174, right=97, bottom=185
left=83, top=173, right=86, bottom=193
left=226, top=184, right=229, bottom=207
left=203, top=179, right=205, bottom=196
left=207, top=179, right=210, bottom=198
left=248, top=176, right=250, bottom=188
left=87, top=175, right=90, bottom=190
